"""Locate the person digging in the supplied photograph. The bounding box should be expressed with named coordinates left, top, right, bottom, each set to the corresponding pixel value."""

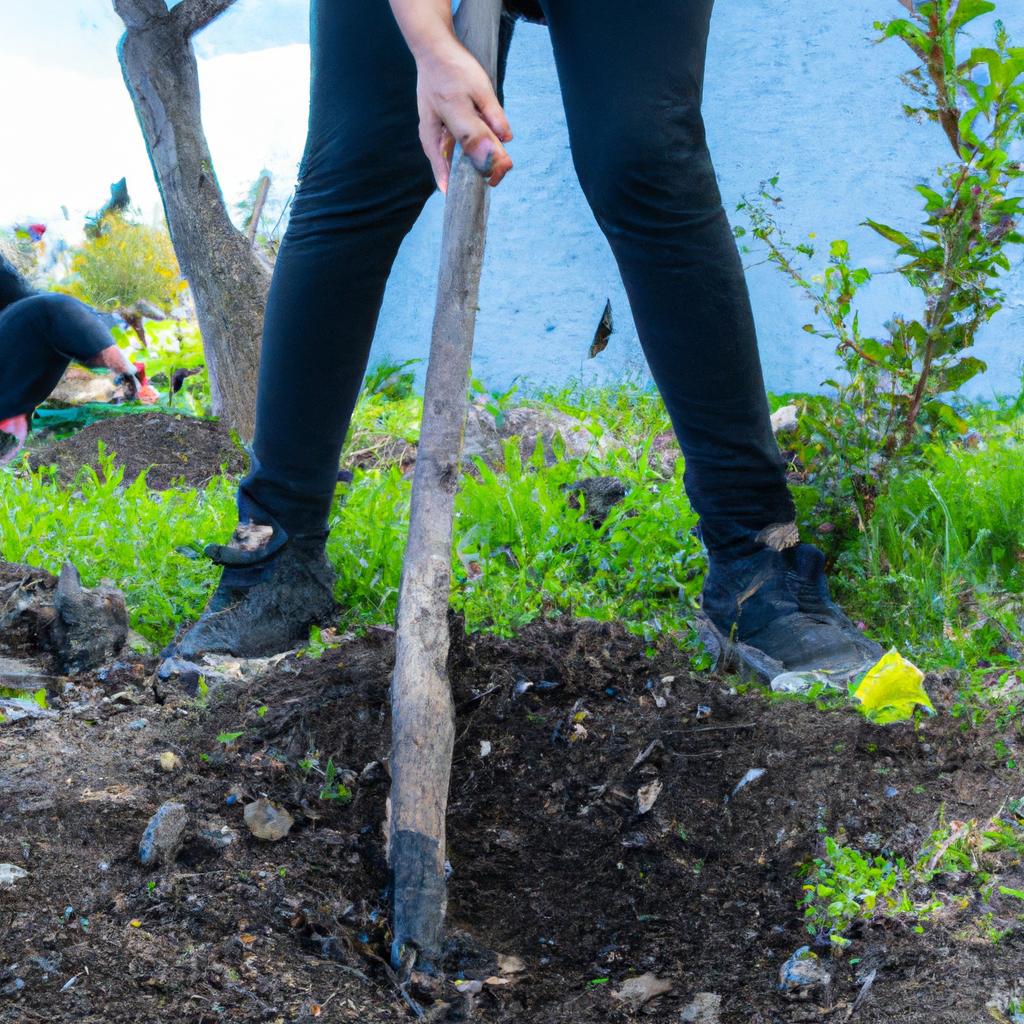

left=173, top=0, right=881, bottom=680
left=0, top=251, right=157, bottom=463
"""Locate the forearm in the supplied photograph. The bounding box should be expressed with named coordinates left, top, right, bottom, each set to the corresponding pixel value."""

left=390, top=0, right=513, bottom=191
left=85, top=343, right=134, bottom=377
left=388, top=0, right=458, bottom=60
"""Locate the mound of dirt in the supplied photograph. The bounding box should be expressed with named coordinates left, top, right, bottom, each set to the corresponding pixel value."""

left=29, top=413, right=246, bottom=489
left=1, top=618, right=1022, bottom=1023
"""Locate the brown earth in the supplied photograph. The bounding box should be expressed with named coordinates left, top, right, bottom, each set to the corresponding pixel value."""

left=1, top=618, right=1022, bottom=1024
left=28, top=413, right=246, bottom=489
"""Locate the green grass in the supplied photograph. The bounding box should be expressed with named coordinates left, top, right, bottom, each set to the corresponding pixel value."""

left=328, top=430, right=702, bottom=648
left=0, top=380, right=702, bottom=651
left=4, top=375, right=1024, bottom=682
left=0, top=450, right=234, bottom=644
left=837, top=427, right=1024, bottom=670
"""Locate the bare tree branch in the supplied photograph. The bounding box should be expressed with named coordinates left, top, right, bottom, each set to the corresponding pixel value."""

left=172, top=0, right=238, bottom=38
left=112, top=0, right=167, bottom=30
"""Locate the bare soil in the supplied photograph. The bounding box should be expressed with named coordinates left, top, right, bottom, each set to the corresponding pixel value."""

left=28, top=413, right=246, bottom=489
left=2, top=617, right=1022, bottom=1024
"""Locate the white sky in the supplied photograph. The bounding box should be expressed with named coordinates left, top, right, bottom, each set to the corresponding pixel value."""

left=0, top=0, right=311, bottom=242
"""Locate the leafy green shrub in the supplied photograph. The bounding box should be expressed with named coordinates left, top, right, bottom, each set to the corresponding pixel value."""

left=63, top=213, right=185, bottom=316
left=800, top=837, right=920, bottom=945
left=737, top=2, right=1024, bottom=542
left=801, top=811, right=1024, bottom=946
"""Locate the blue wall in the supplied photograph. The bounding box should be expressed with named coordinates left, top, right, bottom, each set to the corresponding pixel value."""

left=365, top=2, right=1024, bottom=399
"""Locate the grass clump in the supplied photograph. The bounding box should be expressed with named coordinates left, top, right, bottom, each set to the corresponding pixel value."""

left=836, top=423, right=1024, bottom=670
left=800, top=805, right=1024, bottom=948
left=0, top=447, right=233, bottom=645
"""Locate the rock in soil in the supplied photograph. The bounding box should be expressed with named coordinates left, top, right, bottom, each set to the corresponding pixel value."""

left=680, top=992, right=722, bottom=1023
left=611, top=971, right=673, bottom=1007
left=560, top=476, right=627, bottom=524
left=0, top=863, right=28, bottom=887
left=138, top=801, right=189, bottom=867
left=0, top=561, right=128, bottom=675
left=778, top=946, right=832, bottom=1001
left=243, top=797, right=294, bottom=841
left=45, top=564, right=128, bottom=674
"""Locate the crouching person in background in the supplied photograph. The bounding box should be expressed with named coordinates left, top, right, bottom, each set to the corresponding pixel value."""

left=0, top=252, right=156, bottom=464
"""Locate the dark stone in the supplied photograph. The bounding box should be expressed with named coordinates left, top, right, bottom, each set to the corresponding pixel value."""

left=0, top=561, right=128, bottom=675
left=561, top=476, right=627, bottom=524
left=41, top=563, right=128, bottom=674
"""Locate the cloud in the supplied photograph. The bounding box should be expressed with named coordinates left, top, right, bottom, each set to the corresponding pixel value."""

left=0, top=44, right=310, bottom=242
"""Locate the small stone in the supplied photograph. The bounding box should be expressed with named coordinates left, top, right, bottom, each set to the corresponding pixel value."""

left=778, top=946, right=831, bottom=1000
left=159, top=751, right=182, bottom=773
left=1, top=977, right=25, bottom=996
left=636, top=779, right=663, bottom=815
left=612, top=972, right=673, bottom=1008
left=770, top=670, right=840, bottom=694
left=198, top=824, right=238, bottom=850
left=139, top=801, right=188, bottom=867
left=861, top=832, right=883, bottom=852
left=243, top=798, right=294, bottom=842
left=104, top=690, right=142, bottom=705
left=497, top=954, right=526, bottom=975
left=770, top=403, right=799, bottom=434
left=0, top=863, right=28, bottom=887
left=127, top=717, right=149, bottom=730
left=680, top=992, right=722, bottom=1023
left=727, top=768, right=766, bottom=802
left=621, top=831, right=650, bottom=849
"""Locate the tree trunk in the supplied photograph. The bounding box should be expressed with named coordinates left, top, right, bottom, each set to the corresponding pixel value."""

left=113, top=0, right=268, bottom=439
left=388, top=0, right=503, bottom=973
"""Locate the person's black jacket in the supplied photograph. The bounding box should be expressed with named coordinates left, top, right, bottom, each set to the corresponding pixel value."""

left=0, top=251, right=35, bottom=313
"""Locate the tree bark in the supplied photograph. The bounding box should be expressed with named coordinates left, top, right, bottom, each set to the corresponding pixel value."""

left=113, top=0, right=268, bottom=439
left=388, top=0, right=502, bottom=972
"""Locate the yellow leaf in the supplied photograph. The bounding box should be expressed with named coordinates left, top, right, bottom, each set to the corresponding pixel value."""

left=129, top=919, right=142, bottom=928
left=853, top=648, right=934, bottom=724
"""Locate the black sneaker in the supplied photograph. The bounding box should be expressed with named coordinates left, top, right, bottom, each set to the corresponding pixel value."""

left=172, top=523, right=338, bottom=659
left=782, top=542, right=863, bottom=632
left=701, top=543, right=881, bottom=678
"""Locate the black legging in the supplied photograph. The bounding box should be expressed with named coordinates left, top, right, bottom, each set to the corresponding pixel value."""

left=241, top=0, right=795, bottom=559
